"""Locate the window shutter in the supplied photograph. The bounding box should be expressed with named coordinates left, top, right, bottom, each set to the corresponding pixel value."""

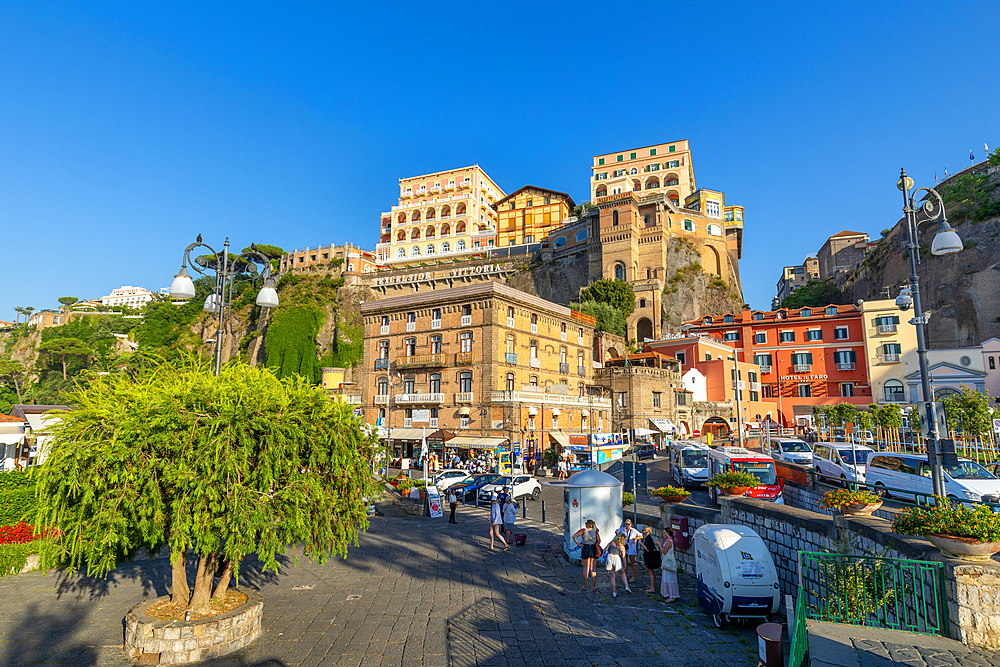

left=806, top=353, right=814, bottom=364
left=850, top=351, right=857, bottom=362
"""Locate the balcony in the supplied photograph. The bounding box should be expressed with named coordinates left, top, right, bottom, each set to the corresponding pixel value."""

left=505, top=353, right=518, bottom=365
left=456, top=351, right=475, bottom=365
left=529, top=357, right=541, bottom=369
left=380, top=325, right=390, bottom=335
left=395, top=393, right=445, bottom=404
left=578, top=366, right=587, bottom=377
left=402, top=191, right=413, bottom=199
left=560, top=332, right=567, bottom=342
left=374, top=395, right=390, bottom=405
left=759, top=365, right=771, bottom=374
left=530, top=324, right=537, bottom=334
left=880, top=353, right=901, bottom=364
left=405, top=322, right=416, bottom=332
left=429, top=418, right=439, bottom=428
left=877, top=323, right=898, bottom=334
left=793, top=364, right=811, bottom=373
left=461, top=315, right=472, bottom=326
left=579, top=336, right=586, bottom=345
left=455, top=392, right=474, bottom=403
left=403, top=418, right=412, bottom=427
left=837, top=362, right=855, bottom=371
left=749, top=381, right=761, bottom=392
left=396, top=353, right=446, bottom=369
left=460, top=180, right=471, bottom=189
left=430, top=185, right=442, bottom=194
left=883, top=393, right=907, bottom=403
left=445, top=183, right=456, bottom=191
left=490, top=390, right=611, bottom=409
left=375, top=358, right=391, bottom=370
left=559, top=363, right=570, bottom=374
left=431, top=319, right=441, bottom=330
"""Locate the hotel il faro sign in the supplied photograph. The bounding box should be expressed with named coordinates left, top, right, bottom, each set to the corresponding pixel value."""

left=372, top=263, right=507, bottom=287
left=779, top=374, right=829, bottom=381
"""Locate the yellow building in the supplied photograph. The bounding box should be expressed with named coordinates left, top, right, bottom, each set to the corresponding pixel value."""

left=860, top=299, right=919, bottom=404
left=591, top=141, right=696, bottom=204
left=495, top=186, right=576, bottom=248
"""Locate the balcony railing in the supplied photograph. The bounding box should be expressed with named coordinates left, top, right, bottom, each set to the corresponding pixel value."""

left=505, top=353, right=518, bottom=365
left=749, top=381, right=761, bottom=392
left=507, top=317, right=516, bottom=327
left=374, top=395, right=390, bottom=405
left=793, top=364, right=811, bottom=373
left=529, top=357, right=540, bottom=369
left=456, top=351, right=474, bottom=365
left=559, top=363, right=570, bottom=374
left=883, top=393, right=907, bottom=403
left=560, top=332, right=567, bottom=341
left=403, top=418, right=412, bottom=427
left=578, top=366, right=587, bottom=377
left=406, top=322, right=416, bottom=332
left=396, top=353, right=446, bottom=369
left=429, top=418, right=438, bottom=428
left=491, top=390, right=611, bottom=409
left=759, top=365, right=771, bottom=374
left=880, top=353, right=901, bottom=364
left=380, top=325, right=390, bottom=335
left=530, top=324, right=537, bottom=334
left=455, top=392, right=474, bottom=403
left=395, top=393, right=445, bottom=404
left=837, top=362, right=855, bottom=371
left=579, top=336, right=586, bottom=345
left=431, top=319, right=441, bottom=329
left=461, top=315, right=472, bottom=326
left=375, top=358, right=390, bottom=370
left=877, top=323, right=898, bottom=334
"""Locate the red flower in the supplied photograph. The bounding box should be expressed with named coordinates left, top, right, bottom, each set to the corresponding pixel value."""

left=0, top=522, right=45, bottom=545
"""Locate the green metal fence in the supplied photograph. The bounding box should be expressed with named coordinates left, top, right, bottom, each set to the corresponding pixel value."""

left=788, top=584, right=809, bottom=667
left=798, top=551, right=949, bottom=636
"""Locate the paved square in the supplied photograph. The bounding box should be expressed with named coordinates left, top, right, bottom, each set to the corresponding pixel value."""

left=0, top=504, right=758, bottom=665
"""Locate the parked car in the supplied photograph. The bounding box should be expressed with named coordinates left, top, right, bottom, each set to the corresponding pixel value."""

left=868, top=454, right=1000, bottom=503
left=477, top=475, right=542, bottom=505
left=985, top=462, right=1000, bottom=479
left=767, top=438, right=813, bottom=466
left=452, top=474, right=500, bottom=502
left=635, top=444, right=657, bottom=461
left=432, top=469, right=472, bottom=491
left=812, top=442, right=875, bottom=486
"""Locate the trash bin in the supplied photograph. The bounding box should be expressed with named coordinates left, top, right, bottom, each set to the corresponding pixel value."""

left=756, top=622, right=783, bottom=667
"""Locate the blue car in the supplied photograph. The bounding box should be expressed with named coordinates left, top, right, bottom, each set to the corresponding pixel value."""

left=635, top=445, right=658, bottom=461
left=454, top=474, right=500, bottom=502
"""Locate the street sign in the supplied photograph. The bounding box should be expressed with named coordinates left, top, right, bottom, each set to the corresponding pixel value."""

left=845, top=423, right=854, bottom=435
left=918, top=402, right=949, bottom=438
left=623, top=461, right=647, bottom=494
left=993, top=418, right=1000, bottom=433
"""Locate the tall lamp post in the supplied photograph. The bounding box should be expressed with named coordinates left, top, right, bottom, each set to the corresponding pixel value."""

left=897, top=168, right=965, bottom=496
left=169, top=237, right=279, bottom=376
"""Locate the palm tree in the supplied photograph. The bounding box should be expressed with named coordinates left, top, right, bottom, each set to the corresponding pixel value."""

left=13, top=307, right=24, bottom=324
left=24, top=307, right=35, bottom=323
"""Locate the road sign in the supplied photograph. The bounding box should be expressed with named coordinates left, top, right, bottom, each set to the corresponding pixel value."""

left=845, top=423, right=854, bottom=435
left=918, top=402, right=949, bottom=438
left=993, top=418, right=1000, bottom=433
left=623, top=461, right=647, bottom=494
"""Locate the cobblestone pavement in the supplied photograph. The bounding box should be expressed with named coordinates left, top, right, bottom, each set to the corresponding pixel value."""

left=0, top=505, right=758, bottom=666
left=807, top=621, right=1000, bottom=667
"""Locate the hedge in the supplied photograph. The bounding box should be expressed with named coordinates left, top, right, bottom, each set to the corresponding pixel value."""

left=0, top=541, right=41, bottom=577
left=0, top=471, right=34, bottom=491
left=0, top=489, right=36, bottom=526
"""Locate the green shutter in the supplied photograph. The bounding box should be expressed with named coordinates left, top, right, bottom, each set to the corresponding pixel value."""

left=850, top=351, right=857, bottom=362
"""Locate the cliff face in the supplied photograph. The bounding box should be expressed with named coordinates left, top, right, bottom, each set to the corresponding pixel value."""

left=843, top=167, right=1000, bottom=348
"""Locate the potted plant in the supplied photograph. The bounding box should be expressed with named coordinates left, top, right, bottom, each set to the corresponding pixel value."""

left=892, top=499, right=1000, bottom=560
left=819, top=488, right=883, bottom=516
left=623, top=492, right=635, bottom=507
left=397, top=478, right=413, bottom=496
left=706, top=471, right=761, bottom=496
left=414, top=480, right=427, bottom=500
left=652, top=486, right=692, bottom=504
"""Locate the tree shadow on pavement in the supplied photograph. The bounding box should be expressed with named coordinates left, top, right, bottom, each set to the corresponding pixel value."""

left=0, top=601, right=100, bottom=665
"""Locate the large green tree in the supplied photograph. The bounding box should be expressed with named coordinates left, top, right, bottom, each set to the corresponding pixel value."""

left=37, top=337, right=91, bottom=380
left=780, top=280, right=845, bottom=309
left=570, top=301, right=627, bottom=337
left=35, top=356, right=378, bottom=612
left=0, top=359, right=27, bottom=404
left=57, top=297, right=79, bottom=309
left=942, top=386, right=993, bottom=436
left=579, top=279, right=636, bottom=318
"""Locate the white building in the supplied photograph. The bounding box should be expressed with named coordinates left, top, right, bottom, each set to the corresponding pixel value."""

left=100, top=286, right=154, bottom=308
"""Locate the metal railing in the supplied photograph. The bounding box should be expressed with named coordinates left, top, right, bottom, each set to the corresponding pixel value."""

left=559, top=362, right=569, bottom=374
left=794, top=364, right=811, bottom=373
left=505, top=353, right=518, bottom=365
left=880, top=353, right=901, bottom=363
left=837, top=362, right=855, bottom=371
left=798, top=551, right=948, bottom=636
left=788, top=584, right=808, bottom=667
left=877, top=323, right=898, bottom=334
left=374, top=358, right=390, bottom=370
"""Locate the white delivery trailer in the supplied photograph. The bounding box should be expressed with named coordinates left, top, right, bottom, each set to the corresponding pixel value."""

left=694, top=524, right=780, bottom=628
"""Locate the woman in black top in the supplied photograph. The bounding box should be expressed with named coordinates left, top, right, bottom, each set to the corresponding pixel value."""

left=641, top=526, right=662, bottom=594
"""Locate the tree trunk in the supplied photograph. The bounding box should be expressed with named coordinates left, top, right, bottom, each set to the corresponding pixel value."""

left=12, top=377, right=21, bottom=403
left=170, top=550, right=190, bottom=605
left=212, top=557, right=236, bottom=600
left=60, top=357, right=67, bottom=381
left=187, top=551, right=219, bottom=612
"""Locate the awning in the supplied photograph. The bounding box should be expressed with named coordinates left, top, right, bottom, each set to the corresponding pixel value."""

left=551, top=408, right=561, bottom=416
left=632, top=428, right=657, bottom=437
left=379, top=428, right=428, bottom=441
left=581, top=410, right=589, bottom=417
left=459, top=407, right=471, bottom=416
left=649, top=418, right=676, bottom=432
left=447, top=436, right=506, bottom=450
left=549, top=432, right=570, bottom=449
left=0, top=434, right=24, bottom=445
left=527, top=407, right=538, bottom=416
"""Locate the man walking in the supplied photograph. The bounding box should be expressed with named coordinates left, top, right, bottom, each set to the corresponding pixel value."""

left=448, top=487, right=458, bottom=524
left=616, top=519, right=643, bottom=583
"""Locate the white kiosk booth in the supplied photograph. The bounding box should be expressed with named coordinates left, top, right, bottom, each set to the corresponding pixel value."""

left=562, top=470, right=623, bottom=563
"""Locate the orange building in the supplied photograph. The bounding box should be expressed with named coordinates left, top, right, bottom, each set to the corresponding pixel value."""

left=494, top=186, right=575, bottom=248
left=683, top=305, right=872, bottom=427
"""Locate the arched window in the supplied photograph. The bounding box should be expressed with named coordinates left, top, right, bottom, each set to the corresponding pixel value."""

left=440, top=241, right=450, bottom=253
left=396, top=248, right=405, bottom=258
left=440, top=223, right=450, bottom=235
left=646, top=268, right=651, bottom=279
left=411, top=211, right=421, bottom=222
left=613, top=210, right=619, bottom=226
left=630, top=168, right=637, bottom=175
left=459, top=372, right=472, bottom=393
left=397, top=230, right=406, bottom=241
left=426, top=244, right=435, bottom=255
left=404, top=338, right=416, bottom=357
left=884, top=380, right=905, bottom=402
left=411, top=228, right=421, bottom=239
left=683, top=219, right=694, bottom=232
left=457, top=239, right=466, bottom=250
left=397, top=213, right=406, bottom=224
left=506, top=373, right=515, bottom=392
left=425, top=225, right=436, bottom=237
left=554, top=237, right=566, bottom=249
left=596, top=186, right=607, bottom=197
left=575, top=229, right=587, bottom=242
left=456, top=203, right=467, bottom=216
left=614, top=264, right=625, bottom=281
left=411, top=246, right=420, bottom=257
left=429, top=373, right=441, bottom=393
left=456, top=221, right=466, bottom=233
left=639, top=298, right=646, bottom=309
left=529, top=375, right=538, bottom=387
left=645, top=177, right=660, bottom=189
left=425, top=208, right=436, bottom=221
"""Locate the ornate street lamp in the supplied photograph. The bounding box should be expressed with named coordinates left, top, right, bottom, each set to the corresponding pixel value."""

left=169, top=237, right=278, bottom=376
left=897, top=168, right=964, bottom=496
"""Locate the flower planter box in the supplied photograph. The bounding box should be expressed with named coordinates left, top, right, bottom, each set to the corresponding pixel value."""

left=656, top=496, right=689, bottom=504
left=839, top=502, right=882, bottom=517
left=925, top=534, right=1000, bottom=561
left=720, top=487, right=751, bottom=497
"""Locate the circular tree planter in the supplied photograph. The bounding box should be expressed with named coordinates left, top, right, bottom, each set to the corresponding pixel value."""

left=720, top=487, right=751, bottom=497
left=124, top=589, right=263, bottom=664
left=925, top=535, right=1000, bottom=561
left=839, top=502, right=882, bottom=517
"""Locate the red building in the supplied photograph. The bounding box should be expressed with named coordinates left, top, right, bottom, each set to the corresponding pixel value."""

left=682, top=304, right=871, bottom=427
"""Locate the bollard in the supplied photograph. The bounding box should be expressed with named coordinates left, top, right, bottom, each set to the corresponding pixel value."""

left=756, top=623, right=783, bottom=667
left=541, top=500, right=546, bottom=523
left=522, top=502, right=526, bottom=519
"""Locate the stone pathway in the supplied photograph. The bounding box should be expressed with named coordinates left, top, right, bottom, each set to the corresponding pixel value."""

left=808, top=620, right=1000, bottom=667
left=0, top=505, right=758, bottom=666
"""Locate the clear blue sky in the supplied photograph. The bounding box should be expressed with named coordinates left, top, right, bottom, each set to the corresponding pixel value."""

left=3, top=1, right=998, bottom=320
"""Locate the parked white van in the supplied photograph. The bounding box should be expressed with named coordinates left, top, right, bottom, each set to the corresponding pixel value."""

left=867, top=453, right=1000, bottom=503
left=766, top=438, right=813, bottom=466
left=811, top=442, right=875, bottom=486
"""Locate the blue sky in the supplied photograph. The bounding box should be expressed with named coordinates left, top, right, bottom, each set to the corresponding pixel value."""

left=2, top=1, right=998, bottom=320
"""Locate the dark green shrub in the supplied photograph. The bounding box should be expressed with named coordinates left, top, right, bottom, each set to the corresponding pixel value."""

left=0, top=489, right=36, bottom=526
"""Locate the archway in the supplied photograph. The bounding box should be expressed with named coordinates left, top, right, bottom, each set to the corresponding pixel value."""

left=703, top=417, right=731, bottom=438
left=703, top=245, right=722, bottom=276
left=636, top=317, right=653, bottom=343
